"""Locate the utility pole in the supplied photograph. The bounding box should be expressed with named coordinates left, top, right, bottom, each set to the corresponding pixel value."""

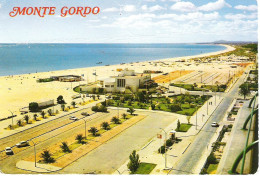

left=196, top=105, right=198, bottom=130
left=160, top=128, right=168, bottom=169
left=81, top=119, right=87, bottom=139
left=8, top=110, right=15, bottom=127
left=29, top=139, right=37, bottom=167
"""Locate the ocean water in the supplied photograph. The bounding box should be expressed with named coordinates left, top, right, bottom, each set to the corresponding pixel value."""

left=0, top=43, right=226, bottom=76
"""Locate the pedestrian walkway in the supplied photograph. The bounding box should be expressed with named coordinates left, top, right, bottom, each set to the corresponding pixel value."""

left=113, top=95, right=224, bottom=175
left=216, top=101, right=255, bottom=174
left=16, top=160, right=61, bottom=173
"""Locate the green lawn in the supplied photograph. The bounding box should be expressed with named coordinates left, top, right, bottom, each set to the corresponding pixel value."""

left=133, top=163, right=157, bottom=174
left=207, top=164, right=218, bottom=174
left=176, top=123, right=192, bottom=132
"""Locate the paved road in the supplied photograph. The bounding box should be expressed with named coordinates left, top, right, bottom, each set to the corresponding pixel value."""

left=169, top=71, right=247, bottom=174
left=0, top=109, right=121, bottom=174
left=61, top=111, right=177, bottom=174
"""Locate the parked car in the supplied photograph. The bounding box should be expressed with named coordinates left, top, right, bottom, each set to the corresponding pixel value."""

left=211, top=122, right=219, bottom=127
left=5, top=147, right=13, bottom=155
left=16, top=141, right=29, bottom=148
left=69, top=116, right=78, bottom=121
left=81, top=112, right=90, bottom=116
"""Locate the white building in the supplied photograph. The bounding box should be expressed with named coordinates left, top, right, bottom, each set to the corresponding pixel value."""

left=100, top=69, right=151, bottom=93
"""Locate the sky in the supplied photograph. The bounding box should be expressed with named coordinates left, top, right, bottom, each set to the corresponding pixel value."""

left=0, top=0, right=258, bottom=43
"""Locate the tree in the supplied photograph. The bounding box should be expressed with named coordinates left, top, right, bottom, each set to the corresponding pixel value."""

left=111, top=117, right=120, bottom=124
left=75, top=134, right=84, bottom=143
left=122, top=113, right=127, bottom=119
left=158, top=146, right=166, bottom=154
left=92, top=95, right=96, bottom=101
left=23, top=115, right=30, bottom=124
left=239, top=83, right=251, bottom=99
left=88, top=127, right=98, bottom=136
left=40, top=150, right=55, bottom=163
left=17, top=119, right=22, bottom=126
left=99, top=105, right=107, bottom=112
left=177, top=120, right=181, bottom=130
left=97, top=95, right=100, bottom=100
left=136, top=92, right=145, bottom=102
left=29, top=102, right=39, bottom=112
left=57, top=95, right=65, bottom=104
left=127, top=107, right=135, bottom=115
left=71, top=101, right=76, bottom=108
left=186, top=116, right=191, bottom=124
left=127, top=150, right=140, bottom=173
left=91, top=105, right=99, bottom=112
left=61, top=104, right=65, bottom=111
left=151, top=104, right=155, bottom=110
left=170, top=104, right=182, bottom=112
left=47, top=109, right=52, bottom=116
left=101, top=122, right=110, bottom=130
left=33, top=114, right=38, bottom=121
left=60, top=142, right=71, bottom=153
left=41, top=111, right=46, bottom=119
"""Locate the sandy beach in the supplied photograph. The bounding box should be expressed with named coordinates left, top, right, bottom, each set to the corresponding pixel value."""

left=0, top=44, right=236, bottom=119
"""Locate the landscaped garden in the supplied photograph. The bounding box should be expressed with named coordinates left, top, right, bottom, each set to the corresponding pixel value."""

left=170, top=83, right=227, bottom=92
left=133, top=163, right=157, bottom=174
left=107, top=92, right=211, bottom=116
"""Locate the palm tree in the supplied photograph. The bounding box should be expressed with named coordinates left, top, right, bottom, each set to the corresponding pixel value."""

left=101, top=122, right=110, bottom=130
left=33, top=114, right=38, bottom=121
left=47, top=109, right=52, bottom=116
left=40, top=150, right=55, bottom=163
left=88, top=127, right=98, bottom=136
left=61, top=104, right=65, bottom=111
left=23, top=115, right=30, bottom=124
left=127, top=107, right=135, bottom=115
left=41, top=111, right=46, bottom=119
left=60, top=142, right=71, bottom=153
left=71, top=101, right=76, bottom=108
left=122, top=113, right=127, bottom=119
left=17, top=119, right=22, bottom=126
left=76, top=134, right=84, bottom=143
left=111, top=117, right=120, bottom=124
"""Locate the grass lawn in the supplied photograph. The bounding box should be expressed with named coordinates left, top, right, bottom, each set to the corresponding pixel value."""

left=207, top=164, right=218, bottom=174
left=133, top=163, right=157, bottom=174
left=176, top=123, right=192, bottom=132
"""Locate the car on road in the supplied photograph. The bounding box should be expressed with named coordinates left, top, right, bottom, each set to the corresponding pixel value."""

left=69, top=116, right=78, bottom=121
left=16, top=141, right=29, bottom=148
left=5, top=147, right=13, bottom=155
left=81, top=112, right=90, bottom=116
left=211, top=122, right=219, bottom=127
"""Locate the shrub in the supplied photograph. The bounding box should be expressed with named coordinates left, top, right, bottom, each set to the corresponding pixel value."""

left=91, top=105, right=99, bottom=112
left=170, top=104, right=182, bottom=112
left=158, top=146, right=166, bottom=154
left=207, top=153, right=218, bottom=164
left=29, top=102, right=39, bottom=112
left=151, top=104, right=155, bottom=110
left=166, top=139, right=174, bottom=147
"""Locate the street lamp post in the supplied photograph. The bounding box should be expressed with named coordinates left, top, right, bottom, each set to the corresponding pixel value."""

left=160, top=128, right=168, bottom=169
left=8, top=110, right=15, bottom=127
left=196, top=105, right=198, bottom=130
left=81, top=118, right=87, bottom=139
left=29, top=139, right=37, bottom=167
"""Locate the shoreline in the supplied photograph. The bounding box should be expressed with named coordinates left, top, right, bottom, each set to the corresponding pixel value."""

left=0, top=44, right=235, bottom=78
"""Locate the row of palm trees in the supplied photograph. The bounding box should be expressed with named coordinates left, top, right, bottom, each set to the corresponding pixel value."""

left=8, top=109, right=59, bottom=129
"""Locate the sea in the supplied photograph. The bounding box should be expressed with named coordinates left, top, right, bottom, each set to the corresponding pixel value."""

left=0, top=43, right=226, bottom=76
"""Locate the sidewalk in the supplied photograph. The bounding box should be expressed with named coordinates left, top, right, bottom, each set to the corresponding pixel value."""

left=113, top=95, right=224, bottom=175
left=216, top=101, right=255, bottom=174
left=16, top=160, right=61, bottom=173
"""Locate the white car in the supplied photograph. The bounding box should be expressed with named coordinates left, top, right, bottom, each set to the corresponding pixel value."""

left=211, top=122, right=219, bottom=127
left=16, top=141, right=29, bottom=148
left=5, top=147, right=13, bottom=155
left=69, top=116, right=78, bottom=121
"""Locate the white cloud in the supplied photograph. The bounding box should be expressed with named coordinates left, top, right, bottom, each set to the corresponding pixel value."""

left=235, top=5, right=258, bottom=11
left=225, top=13, right=257, bottom=20
left=103, top=7, right=119, bottom=12
left=170, top=1, right=197, bottom=12
left=198, top=0, right=231, bottom=11
left=123, top=5, right=136, bottom=12
left=159, top=12, right=219, bottom=21
left=142, top=5, right=165, bottom=12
